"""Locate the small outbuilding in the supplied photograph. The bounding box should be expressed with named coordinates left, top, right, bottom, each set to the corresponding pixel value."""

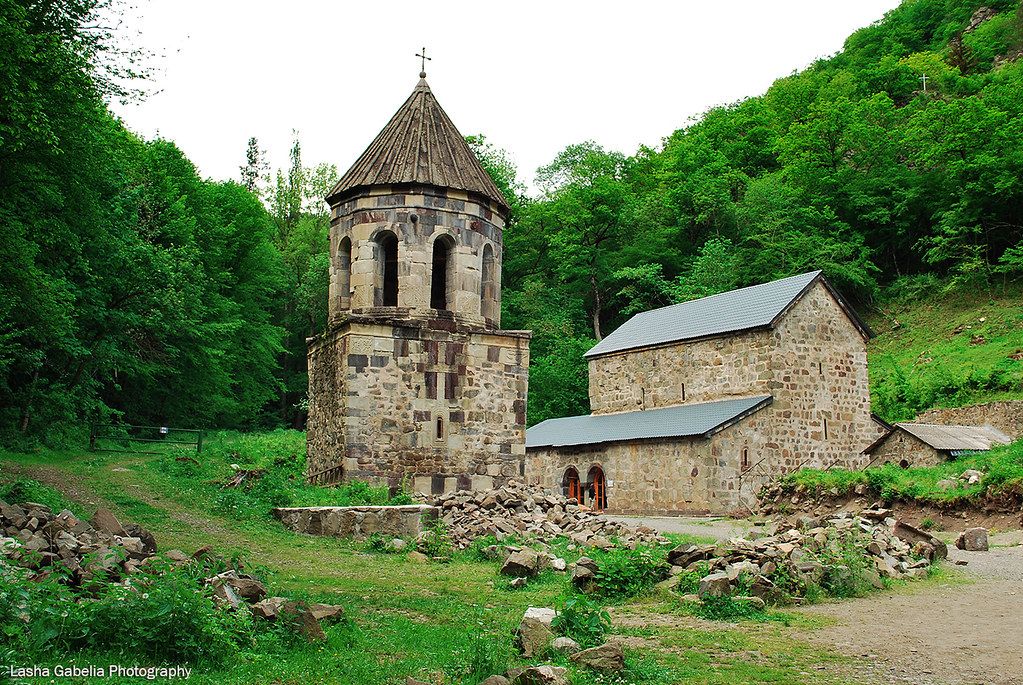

left=864, top=423, right=1012, bottom=468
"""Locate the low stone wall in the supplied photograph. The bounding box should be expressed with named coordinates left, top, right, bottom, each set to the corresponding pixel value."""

left=916, top=401, right=1023, bottom=440
left=273, top=505, right=438, bottom=540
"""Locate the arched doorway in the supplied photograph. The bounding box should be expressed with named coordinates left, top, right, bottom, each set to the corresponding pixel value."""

left=563, top=467, right=582, bottom=504
left=588, top=465, right=607, bottom=511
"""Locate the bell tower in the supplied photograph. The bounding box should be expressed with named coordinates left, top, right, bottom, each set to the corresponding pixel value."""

left=306, top=70, right=531, bottom=495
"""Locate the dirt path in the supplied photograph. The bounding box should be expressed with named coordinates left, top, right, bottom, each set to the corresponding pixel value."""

left=625, top=515, right=1023, bottom=685
left=608, top=513, right=757, bottom=540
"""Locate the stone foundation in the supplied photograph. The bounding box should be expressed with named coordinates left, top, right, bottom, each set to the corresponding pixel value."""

left=305, top=315, right=529, bottom=493
left=273, top=505, right=438, bottom=540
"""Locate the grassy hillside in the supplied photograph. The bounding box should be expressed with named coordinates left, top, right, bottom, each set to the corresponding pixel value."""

left=868, top=279, right=1023, bottom=422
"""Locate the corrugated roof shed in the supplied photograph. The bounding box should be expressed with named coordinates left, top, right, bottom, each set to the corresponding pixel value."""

left=586, top=270, right=871, bottom=358
left=525, top=395, right=772, bottom=449
left=326, top=77, right=508, bottom=211
left=896, top=423, right=1012, bottom=452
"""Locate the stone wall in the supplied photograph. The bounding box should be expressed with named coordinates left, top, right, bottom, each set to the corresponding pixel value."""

left=588, top=327, right=772, bottom=414
left=865, top=430, right=944, bottom=468
left=916, top=401, right=1023, bottom=440
left=306, top=316, right=530, bottom=494
left=328, top=185, right=505, bottom=328
left=527, top=280, right=875, bottom=515
left=274, top=505, right=438, bottom=540
left=526, top=404, right=776, bottom=514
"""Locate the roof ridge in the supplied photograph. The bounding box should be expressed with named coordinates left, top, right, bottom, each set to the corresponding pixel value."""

left=645, top=270, right=823, bottom=317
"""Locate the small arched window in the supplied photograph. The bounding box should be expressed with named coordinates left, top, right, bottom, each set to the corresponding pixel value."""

left=374, top=231, right=399, bottom=306
left=431, top=235, right=455, bottom=311
left=337, top=236, right=352, bottom=309
left=480, top=244, right=496, bottom=321
left=741, top=448, right=750, bottom=472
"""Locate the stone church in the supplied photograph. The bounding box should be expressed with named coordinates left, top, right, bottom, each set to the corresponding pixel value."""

left=305, top=72, right=530, bottom=495
left=525, top=271, right=876, bottom=515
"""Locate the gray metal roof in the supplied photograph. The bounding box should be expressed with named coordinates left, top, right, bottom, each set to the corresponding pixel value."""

left=896, top=423, right=1012, bottom=452
left=586, top=270, right=869, bottom=358
left=526, top=395, right=772, bottom=449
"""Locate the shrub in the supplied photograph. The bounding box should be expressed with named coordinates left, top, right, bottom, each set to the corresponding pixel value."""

left=672, top=561, right=710, bottom=595
left=444, top=610, right=512, bottom=683
left=692, top=594, right=768, bottom=621
left=0, top=560, right=258, bottom=666
left=589, top=546, right=669, bottom=600
left=418, top=518, right=454, bottom=559
left=551, top=596, right=611, bottom=647
left=0, top=478, right=74, bottom=513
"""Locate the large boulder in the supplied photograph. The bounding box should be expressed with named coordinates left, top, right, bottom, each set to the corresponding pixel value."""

left=893, top=520, right=947, bottom=560
left=281, top=601, right=326, bottom=641
left=955, top=527, right=989, bottom=552
left=697, top=572, right=731, bottom=598
left=570, top=641, right=625, bottom=671
left=309, top=603, right=346, bottom=624
left=667, top=543, right=715, bottom=568
left=550, top=636, right=581, bottom=654
left=509, top=666, right=569, bottom=685
left=516, top=607, right=555, bottom=657
left=90, top=508, right=127, bottom=537
left=502, top=548, right=540, bottom=577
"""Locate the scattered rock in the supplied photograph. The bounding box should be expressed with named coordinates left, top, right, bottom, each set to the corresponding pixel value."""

left=502, top=548, right=540, bottom=577
left=698, top=572, right=731, bottom=598
left=90, top=508, right=127, bottom=537
left=309, top=603, right=345, bottom=624
left=955, top=527, right=989, bottom=552
left=893, top=520, right=947, bottom=560
left=251, top=596, right=288, bottom=621
left=570, top=641, right=625, bottom=671
left=406, top=551, right=430, bottom=563
left=429, top=481, right=667, bottom=550
left=281, top=601, right=327, bottom=641
left=960, top=469, right=984, bottom=485
left=509, top=665, right=569, bottom=685
left=516, top=607, right=556, bottom=657
left=479, top=677, right=510, bottom=685
left=550, top=636, right=581, bottom=654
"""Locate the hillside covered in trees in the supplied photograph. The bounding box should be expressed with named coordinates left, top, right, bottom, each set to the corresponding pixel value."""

left=2, top=0, right=1022, bottom=444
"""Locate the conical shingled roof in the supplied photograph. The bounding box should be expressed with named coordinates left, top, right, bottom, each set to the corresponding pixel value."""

left=326, top=77, right=508, bottom=211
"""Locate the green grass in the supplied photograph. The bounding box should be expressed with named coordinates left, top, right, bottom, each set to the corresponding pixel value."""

left=868, top=278, right=1023, bottom=422
left=0, top=432, right=935, bottom=684
left=780, top=438, right=1023, bottom=506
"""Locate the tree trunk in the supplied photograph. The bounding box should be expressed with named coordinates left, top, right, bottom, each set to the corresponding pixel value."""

left=590, top=274, right=603, bottom=341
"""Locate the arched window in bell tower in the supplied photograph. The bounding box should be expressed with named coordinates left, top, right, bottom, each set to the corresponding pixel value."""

left=374, top=231, right=399, bottom=307
left=337, top=236, right=352, bottom=309
left=480, top=243, right=496, bottom=321
left=430, top=235, right=455, bottom=311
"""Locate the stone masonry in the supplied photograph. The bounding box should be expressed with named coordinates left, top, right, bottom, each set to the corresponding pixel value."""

left=306, top=76, right=530, bottom=496
left=526, top=279, right=874, bottom=514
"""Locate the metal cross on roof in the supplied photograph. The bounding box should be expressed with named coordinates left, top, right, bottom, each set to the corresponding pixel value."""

left=416, top=47, right=431, bottom=77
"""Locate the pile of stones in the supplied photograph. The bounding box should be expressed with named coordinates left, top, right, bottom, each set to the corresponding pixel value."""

left=577, top=509, right=945, bottom=604
left=0, top=498, right=342, bottom=640
left=0, top=499, right=158, bottom=582
left=430, top=481, right=668, bottom=550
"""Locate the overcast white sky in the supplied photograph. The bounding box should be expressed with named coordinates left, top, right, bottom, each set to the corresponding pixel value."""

left=111, top=0, right=902, bottom=192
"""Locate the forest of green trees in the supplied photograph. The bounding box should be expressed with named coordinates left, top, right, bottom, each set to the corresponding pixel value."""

left=2, top=0, right=1022, bottom=444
